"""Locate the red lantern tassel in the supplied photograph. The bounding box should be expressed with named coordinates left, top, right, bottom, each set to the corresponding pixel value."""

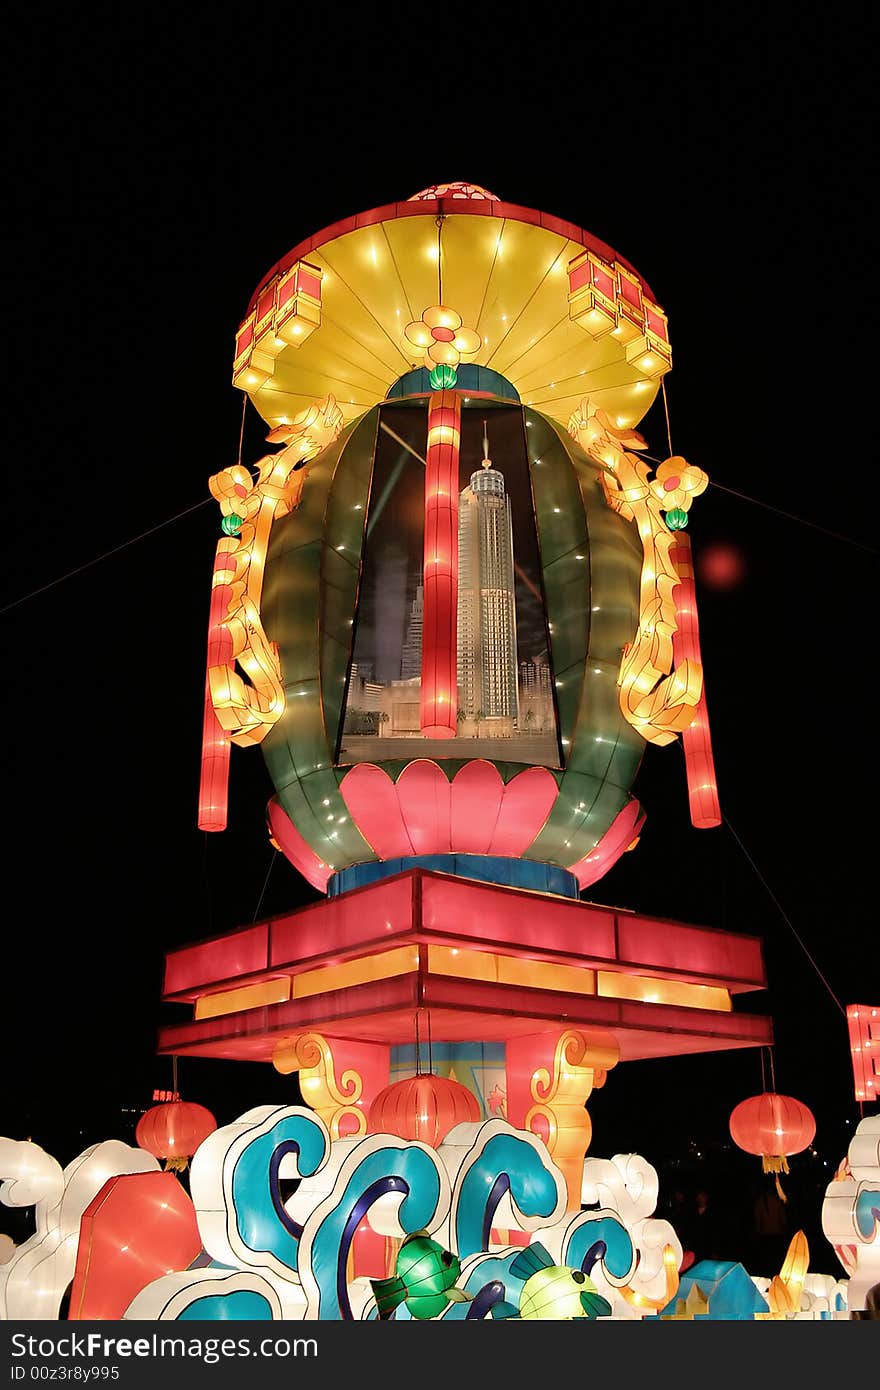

left=762, top=1153, right=790, bottom=1202
left=420, top=390, right=460, bottom=738
left=670, top=533, right=721, bottom=828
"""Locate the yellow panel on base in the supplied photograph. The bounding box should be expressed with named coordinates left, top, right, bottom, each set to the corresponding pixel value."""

left=195, top=977, right=291, bottom=1020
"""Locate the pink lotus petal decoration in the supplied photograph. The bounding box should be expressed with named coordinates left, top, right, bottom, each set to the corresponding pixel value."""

left=567, top=799, right=645, bottom=890
left=267, top=798, right=332, bottom=892
left=339, top=760, right=559, bottom=861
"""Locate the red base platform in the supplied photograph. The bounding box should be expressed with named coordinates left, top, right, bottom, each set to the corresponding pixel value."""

left=158, top=869, right=772, bottom=1063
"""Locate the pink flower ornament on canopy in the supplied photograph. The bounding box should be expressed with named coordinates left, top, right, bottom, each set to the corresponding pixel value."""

left=404, top=305, right=481, bottom=370
left=649, top=456, right=709, bottom=514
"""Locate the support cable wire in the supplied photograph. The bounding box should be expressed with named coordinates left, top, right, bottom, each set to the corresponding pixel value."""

left=721, top=810, right=846, bottom=1018
left=661, top=377, right=673, bottom=456
left=252, top=849, right=277, bottom=923
left=2, top=393, right=252, bottom=617
left=707, top=477, right=877, bottom=554
left=637, top=449, right=876, bottom=554
left=1, top=497, right=213, bottom=614
left=670, top=738, right=846, bottom=1018
left=6, top=391, right=873, bottom=619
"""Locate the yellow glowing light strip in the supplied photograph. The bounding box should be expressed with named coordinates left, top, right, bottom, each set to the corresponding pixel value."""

left=291, top=946, right=420, bottom=1000
left=429, top=945, right=596, bottom=995
left=245, top=943, right=735, bottom=1013
left=194, top=977, right=291, bottom=1020
left=596, top=971, right=731, bottom=1012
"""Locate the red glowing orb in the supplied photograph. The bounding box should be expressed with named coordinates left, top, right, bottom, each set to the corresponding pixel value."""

left=697, top=542, right=746, bottom=590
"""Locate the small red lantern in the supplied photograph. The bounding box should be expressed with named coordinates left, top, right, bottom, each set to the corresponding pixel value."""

left=136, top=1101, right=217, bottom=1171
left=368, top=1074, right=480, bottom=1148
left=729, top=1092, right=815, bottom=1197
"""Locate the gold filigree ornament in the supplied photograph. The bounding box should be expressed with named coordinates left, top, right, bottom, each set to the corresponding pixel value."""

left=567, top=399, right=708, bottom=747
left=271, top=1031, right=366, bottom=1139
left=207, top=395, right=344, bottom=746
left=525, top=1029, right=619, bottom=1208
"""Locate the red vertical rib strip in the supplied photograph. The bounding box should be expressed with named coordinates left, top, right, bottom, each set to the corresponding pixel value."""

left=671, top=533, right=722, bottom=828
left=197, top=547, right=235, bottom=831
left=420, top=389, right=460, bottom=738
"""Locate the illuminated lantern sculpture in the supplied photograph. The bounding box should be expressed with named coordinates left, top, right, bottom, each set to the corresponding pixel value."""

left=368, top=1074, right=480, bottom=1148
left=729, top=1093, right=815, bottom=1195
left=159, top=178, right=773, bottom=1223
left=194, top=178, right=726, bottom=881
left=136, top=1101, right=217, bottom=1171
left=847, top=1004, right=879, bottom=1102
left=371, top=1231, right=472, bottom=1319
left=501, top=1243, right=611, bottom=1319
left=67, top=1171, right=201, bottom=1320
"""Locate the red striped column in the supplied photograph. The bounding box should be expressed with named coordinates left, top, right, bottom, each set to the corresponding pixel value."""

left=197, top=543, right=236, bottom=831
left=671, top=532, right=721, bottom=828
left=420, top=389, right=460, bottom=738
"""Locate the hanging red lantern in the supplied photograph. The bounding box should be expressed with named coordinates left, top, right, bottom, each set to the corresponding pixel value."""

left=136, top=1101, right=217, bottom=1171
left=729, top=1093, right=815, bottom=1197
left=368, top=1074, right=480, bottom=1148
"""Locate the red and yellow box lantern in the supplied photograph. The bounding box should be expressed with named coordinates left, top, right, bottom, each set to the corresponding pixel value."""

left=252, top=281, right=280, bottom=357
left=232, top=260, right=323, bottom=389
left=232, top=313, right=270, bottom=390
left=567, top=249, right=616, bottom=338
left=612, top=262, right=645, bottom=345
left=625, top=299, right=672, bottom=379
left=275, top=259, right=322, bottom=346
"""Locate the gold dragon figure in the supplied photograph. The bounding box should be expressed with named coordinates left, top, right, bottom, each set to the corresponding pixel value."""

left=207, top=394, right=344, bottom=746
left=567, top=398, right=708, bottom=747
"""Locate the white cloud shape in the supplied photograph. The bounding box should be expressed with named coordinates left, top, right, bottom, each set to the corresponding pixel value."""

left=0, top=1139, right=63, bottom=1210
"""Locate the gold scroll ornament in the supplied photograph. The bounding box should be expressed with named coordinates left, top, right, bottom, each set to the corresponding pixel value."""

left=567, top=399, right=708, bottom=746
left=208, top=395, right=344, bottom=746
left=525, top=1028, right=619, bottom=1210
left=271, top=1031, right=367, bottom=1140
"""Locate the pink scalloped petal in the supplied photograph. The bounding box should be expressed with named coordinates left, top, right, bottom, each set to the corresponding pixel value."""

left=489, top=766, right=560, bottom=856
left=338, top=764, right=415, bottom=859
left=450, top=760, right=504, bottom=854
left=267, top=799, right=332, bottom=892
left=396, top=761, right=453, bottom=855
left=567, top=799, right=645, bottom=889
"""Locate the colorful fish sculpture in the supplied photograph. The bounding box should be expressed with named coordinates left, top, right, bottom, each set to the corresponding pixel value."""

left=491, top=1243, right=612, bottom=1319
left=371, top=1231, right=473, bottom=1320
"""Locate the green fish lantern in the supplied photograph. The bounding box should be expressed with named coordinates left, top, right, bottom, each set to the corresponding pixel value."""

left=371, top=1231, right=473, bottom=1320
left=493, top=1243, right=612, bottom=1320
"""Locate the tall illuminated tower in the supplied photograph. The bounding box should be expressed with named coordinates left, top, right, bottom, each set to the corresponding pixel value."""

left=457, top=425, right=519, bottom=722
left=400, top=583, right=424, bottom=679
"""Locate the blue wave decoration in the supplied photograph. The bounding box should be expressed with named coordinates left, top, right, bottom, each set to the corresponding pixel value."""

left=855, top=1185, right=880, bottom=1240
left=453, top=1131, right=563, bottom=1258
left=561, top=1213, right=635, bottom=1281
left=303, top=1142, right=444, bottom=1320
left=178, top=1290, right=276, bottom=1320
left=230, top=1111, right=330, bottom=1275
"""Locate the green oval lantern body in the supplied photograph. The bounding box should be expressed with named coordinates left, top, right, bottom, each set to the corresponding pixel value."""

left=221, top=512, right=244, bottom=536
left=665, top=506, right=689, bottom=530
left=260, top=382, right=644, bottom=885
left=429, top=363, right=457, bottom=389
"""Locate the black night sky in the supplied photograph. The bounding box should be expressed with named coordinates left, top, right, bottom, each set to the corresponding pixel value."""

left=3, top=5, right=876, bottom=1276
